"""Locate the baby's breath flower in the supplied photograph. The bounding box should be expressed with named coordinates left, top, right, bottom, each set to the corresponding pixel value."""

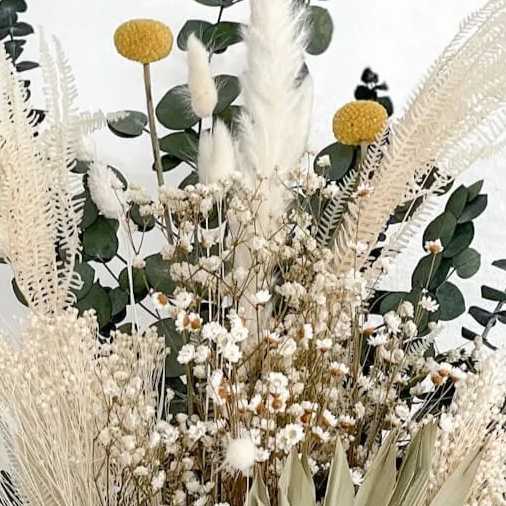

left=114, top=19, right=173, bottom=64
left=177, top=344, right=196, bottom=365
left=251, top=290, right=271, bottom=307
left=419, top=295, right=439, bottom=313
left=398, top=301, right=414, bottom=318
left=424, top=238, right=444, bottom=255
left=333, top=100, right=388, bottom=145
left=316, top=154, right=331, bottom=168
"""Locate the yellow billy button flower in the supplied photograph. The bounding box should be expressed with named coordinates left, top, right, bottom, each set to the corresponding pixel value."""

left=332, top=100, right=388, bottom=145
left=114, top=19, right=173, bottom=64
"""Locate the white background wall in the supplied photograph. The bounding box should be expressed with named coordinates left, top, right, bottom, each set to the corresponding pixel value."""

left=1, top=0, right=505, bottom=351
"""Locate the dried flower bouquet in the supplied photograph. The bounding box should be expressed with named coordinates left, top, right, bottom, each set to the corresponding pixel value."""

left=1, top=1, right=506, bottom=506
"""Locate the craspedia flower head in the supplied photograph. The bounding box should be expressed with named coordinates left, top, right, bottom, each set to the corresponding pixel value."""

left=332, top=100, right=388, bottom=145
left=114, top=19, right=173, bottom=64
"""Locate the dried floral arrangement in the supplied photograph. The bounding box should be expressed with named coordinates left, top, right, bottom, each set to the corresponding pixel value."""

left=1, top=1, right=506, bottom=506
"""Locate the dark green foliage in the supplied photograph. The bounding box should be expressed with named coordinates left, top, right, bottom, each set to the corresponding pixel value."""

left=462, top=259, right=506, bottom=350
left=354, top=67, right=394, bottom=116
left=306, top=6, right=334, bottom=55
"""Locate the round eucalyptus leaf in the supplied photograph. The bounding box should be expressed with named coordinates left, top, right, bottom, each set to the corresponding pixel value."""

left=314, top=142, right=355, bottom=181
left=76, top=283, right=112, bottom=329
left=423, top=211, right=457, bottom=247
left=0, top=11, right=17, bottom=28
left=445, top=185, right=468, bottom=218
left=72, top=160, right=92, bottom=175
left=145, top=254, right=175, bottom=296
left=107, top=111, right=148, bottom=138
left=428, top=257, right=452, bottom=291
left=217, top=105, right=242, bottom=132
left=378, top=291, right=409, bottom=315
left=436, top=282, right=465, bottom=321
left=158, top=154, right=182, bottom=172
left=130, top=203, right=155, bottom=231
left=412, top=254, right=442, bottom=289
left=152, top=319, right=185, bottom=378
left=177, top=19, right=213, bottom=50
left=10, top=21, right=32, bottom=36
left=458, top=194, right=488, bottom=224
left=82, top=217, right=119, bottom=262
left=202, top=22, right=243, bottom=53
left=15, top=60, right=38, bottom=73
left=11, top=278, right=28, bottom=307
left=306, top=6, right=334, bottom=55
left=179, top=171, right=199, bottom=189
left=108, top=287, right=129, bottom=318
left=118, top=323, right=138, bottom=334
left=74, top=190, right=99, bottom=229
left=72, top=262, right=95, bottom=301
left=214, top=75, right=241, bottom=115
left=118, top=267, right=149, bottom=302
left=443, top=222, right=474, bottom=258
left=156, top=84, right=199, bottom=130
left=159, top=130, right=199, bottom=164
left=109, top=166, right=128, bottom=190
left=5, top=39, right=24, bottom=61
left=452, top=248, right=481, bottom=279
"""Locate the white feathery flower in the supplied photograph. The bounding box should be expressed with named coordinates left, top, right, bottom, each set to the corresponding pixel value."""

left=419, top=295, right=439, bottom=313
left=403, top=321, right=418, bottom=338
left=151, top=470, right=166, bottom=493
left=88, top=162, right=126, bottom=219
left=252, top=289, right=271, bottom=306
left=177, top=344, right=196, bottom=365
left=424, top=238, right=444, bottom=255
left=225, top=436, right=256, bottom=475
left=187, top=34, right=218, bottom=118
left=398, top=301, right=414, bottom=318
left=315, top=338, right=332, bottom=352
left=384, top=311, right=402, bottom=333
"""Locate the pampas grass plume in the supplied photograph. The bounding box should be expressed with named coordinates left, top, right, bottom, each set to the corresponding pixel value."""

left=88, top=162, right=126, bottom=219
left=187, top=34, right=218, bottom=118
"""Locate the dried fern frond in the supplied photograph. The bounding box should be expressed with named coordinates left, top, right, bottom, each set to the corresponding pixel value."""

left=0, top=36, right=105, bottom=317
left=335, top=0, right=506, bottom=273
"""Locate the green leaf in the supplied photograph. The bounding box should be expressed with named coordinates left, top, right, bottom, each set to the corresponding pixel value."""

left=179, top=171, right=199, bottom=189
left=76, top=283, right=112, bottom=329
left=423, top=211, right=457, bottom=247
left=4, top=38, right=24, bottom=61
left=145, top=254, right=175, bottom=296
left=445, top=185, right=468, bottom=218
left=436, top=282, right=465, bottom=321
left=130, top=203, right=155, bottom=231
left=118, top=267, right=149, bottom=302
left=10, top=21, right=32, bottom=36
left=156, top=84, right=199, bottom=131
left=493, top=259, right=506, bottom=271
left=377, top=96, right=394, bottom=117
left=82, top=217, right=119, bottom=262
left=11, top=278, right=27, bottom=307
left=466, top=180, right=483, bottom=202
left=324, top=438, right=354, bottom=506
left=457, top=194, right=487, bottom=223
left=246, top=475, right=270, bottom=506
left=412, top=254, right=442, bottom=289
left=152, top=319, right=185, bottom=377
left=378, top=292, right=409, bottom=314
left=443, top=222, right=474, bottom=258
left=108, top=287, right=129, bottom=318
left=159, top=130, right=199, bottom=165
left=279, top=450, right=316, bottom=506
left=469, top=306, right=495, bottom=327
left=214, top=74, right=241, bottom=114
left=107, top=111, right=148, bottom=138
left=1, top=0, right=27, bottom=14
left=159, top=155, right=182, bottom=172
left=193, top=0, right=234, bottom=5
left=72, top=262, right=95, bottom=301
left=452, top=248, right=481, bottom=279
left=202, top=22, right=243, bottom=53
left=461, top=327, right=479, bottom=342
left=428, top=257, right=452, bottom=290
left=177, top=19, right=213, bottom=50
left=80, top=190, right=99, bottom=229
left=307, top=6, right=334, bottom=55
left=217, top=104, right=242, bottom=131
left=314, top=142, right=355, bottom=180
left=481, top=285, right=506, bottom=302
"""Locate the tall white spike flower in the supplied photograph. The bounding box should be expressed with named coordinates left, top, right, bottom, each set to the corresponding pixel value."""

left=198, top=120, right=235, bottom=184
left=187, top=34, right=218, bottom=118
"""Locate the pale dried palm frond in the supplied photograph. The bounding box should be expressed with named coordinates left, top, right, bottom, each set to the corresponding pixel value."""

left=334, top=0, right=506, bottom=273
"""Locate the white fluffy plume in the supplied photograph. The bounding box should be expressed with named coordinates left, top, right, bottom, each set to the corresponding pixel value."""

left=88, top=162, right=126, bottom=220
left=187, top=34, right=218, bottom=118
left=198, top=120, right=235, bottom=184
left=237, top=0, right=312, bottom=235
